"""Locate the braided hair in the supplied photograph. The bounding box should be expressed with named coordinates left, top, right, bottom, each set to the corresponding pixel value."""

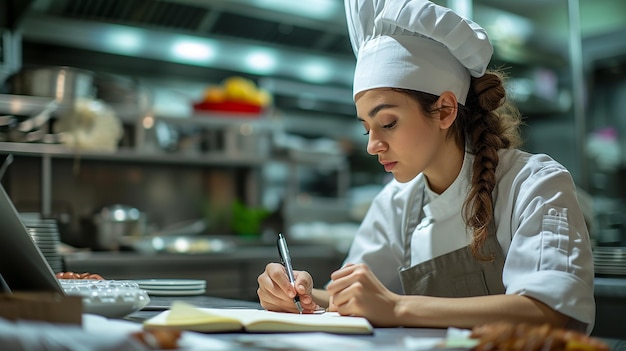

left=394, top=70, right=523, bottom=261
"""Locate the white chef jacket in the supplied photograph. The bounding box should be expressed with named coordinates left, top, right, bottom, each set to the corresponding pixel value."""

left=343, top=148, right=595, bottom=332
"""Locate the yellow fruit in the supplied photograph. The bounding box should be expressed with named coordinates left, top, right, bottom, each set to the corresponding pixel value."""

left=203, top=87, right=226, bottom=103
left=223, top=76, right=257, bottom=102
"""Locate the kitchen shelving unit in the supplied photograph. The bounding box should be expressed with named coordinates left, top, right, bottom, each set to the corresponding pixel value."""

left=0, top=93, right=351, bottom=229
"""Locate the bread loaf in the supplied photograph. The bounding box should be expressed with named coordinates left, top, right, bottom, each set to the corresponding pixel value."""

left=55, top=272, right=105, bottom=280
left=470, top=322, right=609, bottom=351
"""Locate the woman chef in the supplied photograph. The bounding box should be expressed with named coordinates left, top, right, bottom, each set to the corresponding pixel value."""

left=257, top=0, right=595, bottom=333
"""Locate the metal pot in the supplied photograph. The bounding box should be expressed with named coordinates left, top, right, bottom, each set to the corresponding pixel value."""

left=93, top=73, right=152, bottom=114
left=8, top=67, right=152, bottom=120
left=9, top=66, right=95, bottom=104
left=93, top=204, right=147, bottom=251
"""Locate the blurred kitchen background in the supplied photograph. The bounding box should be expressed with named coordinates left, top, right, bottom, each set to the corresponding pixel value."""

left=1, top=0, right=626, bottom=337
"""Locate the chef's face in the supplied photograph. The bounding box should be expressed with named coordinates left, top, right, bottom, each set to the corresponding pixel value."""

left=355, top=88, right=449, bottom=183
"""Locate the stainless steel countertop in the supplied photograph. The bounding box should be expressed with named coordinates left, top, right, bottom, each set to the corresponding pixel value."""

left=125, top=295, right=449, bottom=351
left=63, top=251, right=626, bottom=299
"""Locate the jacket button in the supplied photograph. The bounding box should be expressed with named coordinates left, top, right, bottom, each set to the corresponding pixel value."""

left=416, top=217, right=434, bottom=230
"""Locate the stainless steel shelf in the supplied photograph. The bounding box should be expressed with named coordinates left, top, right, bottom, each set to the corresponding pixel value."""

left=0, top=93, right=57, bottom=115
left=0, top=141, right=268, bottom=166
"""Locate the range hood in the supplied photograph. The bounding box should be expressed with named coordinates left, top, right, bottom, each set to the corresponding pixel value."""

left=16, top=0, right=568, bottom=82
left=9, top=0, right=358, bottom=117
left=8, top=0, right=577, bottom=118
left=19, top=0, right=356, bottom=86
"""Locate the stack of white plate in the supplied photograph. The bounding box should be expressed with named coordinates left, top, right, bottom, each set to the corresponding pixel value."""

left=135, top=279, right=206, bottom=296
left=21, top=217, right=63, bottom=273
left=593, top=246, right=626, bottom=276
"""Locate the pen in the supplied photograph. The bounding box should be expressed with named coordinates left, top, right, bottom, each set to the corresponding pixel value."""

left=277, top=233, right=303, bottom=314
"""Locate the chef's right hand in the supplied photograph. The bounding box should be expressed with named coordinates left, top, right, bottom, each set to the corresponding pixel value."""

left=257, top=262, right=319, bottom=313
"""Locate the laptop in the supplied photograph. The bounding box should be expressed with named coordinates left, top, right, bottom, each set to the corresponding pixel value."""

left=0, top=180, right=65, bottom=294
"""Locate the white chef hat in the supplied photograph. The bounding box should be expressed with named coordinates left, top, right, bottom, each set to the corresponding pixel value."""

left=345, top=0, right=493, bottom=105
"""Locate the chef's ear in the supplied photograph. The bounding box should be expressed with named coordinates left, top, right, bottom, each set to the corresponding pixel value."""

left=436, top=91, right=458, bottom=130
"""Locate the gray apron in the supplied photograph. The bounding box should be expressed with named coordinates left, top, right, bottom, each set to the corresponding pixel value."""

left=399, top=221, right=505, bottom=297
left=397, top=182, right=587, bottom=333
left=398, top=181, right=505, bottom=297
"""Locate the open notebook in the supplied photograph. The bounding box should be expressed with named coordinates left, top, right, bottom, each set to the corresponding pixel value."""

left=143, top=301, right=374, bottom=335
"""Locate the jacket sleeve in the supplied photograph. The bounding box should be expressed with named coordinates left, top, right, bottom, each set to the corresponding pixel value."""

left=341, top=179, right=420, bottom=294
left=501, top=154, right=595, bottom=334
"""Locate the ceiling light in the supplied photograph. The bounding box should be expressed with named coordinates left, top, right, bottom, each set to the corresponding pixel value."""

left=106, top=29, right=142, bottom=55
left=474, top=5, right=533, bottom=44
left=245, top=51, right=277, bottom=74
left=300, top=61, right=333, bottom=83
left=171, top=40, right=216, bottom=63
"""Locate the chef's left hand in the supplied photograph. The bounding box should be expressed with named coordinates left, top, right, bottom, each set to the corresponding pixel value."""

left=326, top=263, right=401, bottom=327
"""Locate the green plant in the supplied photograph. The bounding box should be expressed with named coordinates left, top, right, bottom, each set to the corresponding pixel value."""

left=231, top=200, right=270, bottom=236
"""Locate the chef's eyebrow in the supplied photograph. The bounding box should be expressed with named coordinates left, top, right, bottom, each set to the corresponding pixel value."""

left=357, top=103, right=398, bottom=121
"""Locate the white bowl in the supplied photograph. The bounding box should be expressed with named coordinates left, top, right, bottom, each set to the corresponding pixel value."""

left=59, top=279, right=150, bottom=318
